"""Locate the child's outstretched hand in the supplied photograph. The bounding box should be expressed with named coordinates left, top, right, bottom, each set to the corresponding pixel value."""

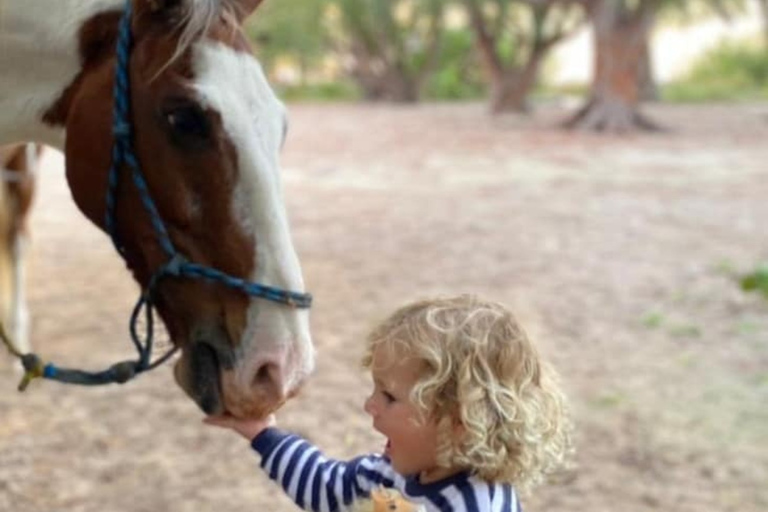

left=204, top=412, right=276, bottom=441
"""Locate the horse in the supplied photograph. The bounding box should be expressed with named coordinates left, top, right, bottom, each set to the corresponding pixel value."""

left=0, top=0, right=314, bottom=419
left=0, top=143, right=39, bottom=364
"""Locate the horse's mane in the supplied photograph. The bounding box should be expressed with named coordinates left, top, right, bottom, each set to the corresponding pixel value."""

left=175, top=0, right=220, bottom=58
left=162, top=0, right=244, bottom=75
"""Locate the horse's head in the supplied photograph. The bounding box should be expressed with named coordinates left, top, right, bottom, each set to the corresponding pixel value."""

left=44, top=0, right=313, bottom=418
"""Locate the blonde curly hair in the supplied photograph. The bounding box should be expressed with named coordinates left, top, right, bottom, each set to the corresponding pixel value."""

left=362, top=295, right=573, bottom=492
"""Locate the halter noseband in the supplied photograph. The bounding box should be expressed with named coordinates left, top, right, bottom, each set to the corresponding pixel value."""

left=13, top=0, right=311, bottom=389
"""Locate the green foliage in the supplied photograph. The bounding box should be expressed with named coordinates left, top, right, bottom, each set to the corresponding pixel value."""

left=534, top=81, right=589, bottom=98
left=424, top=28, right=487, bottom=100
left=333, top=0, right=444, bottom=77
left=246, top=0, right=330, bottom=75
left=741, top=263, right=768, bottom=301
left=663, top=38, right=768, bottom=102
left=668, top=324, right=702, bottom=338
left=657, top=0, right=751, bottom=27
left=641, top=311, right=665, bottom=328
left=278, top=81, right=362, bottom=102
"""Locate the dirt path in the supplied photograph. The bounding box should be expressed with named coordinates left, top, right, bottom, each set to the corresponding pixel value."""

left=1, top=103, right=767, bottom=512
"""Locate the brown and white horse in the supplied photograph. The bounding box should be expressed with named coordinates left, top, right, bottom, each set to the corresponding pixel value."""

left=0, top=143, right=39, bottom=364
left=0, top=0, right=313, bottom=418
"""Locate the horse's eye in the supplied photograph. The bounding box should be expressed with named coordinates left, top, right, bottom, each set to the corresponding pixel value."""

left=164, top=105, right=211, bottom=141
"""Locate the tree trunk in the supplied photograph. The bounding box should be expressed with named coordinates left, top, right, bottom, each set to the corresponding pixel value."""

left=352, top=62, right=420, bottom=102
left=488, top=60, right=542, bottom=114
left=378, top=70, right=420, bottom=102
left=565, top=0, right=659, bottom=132
left=337, top=0, right=444, bottom=104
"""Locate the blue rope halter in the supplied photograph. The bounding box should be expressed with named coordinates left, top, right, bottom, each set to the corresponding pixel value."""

left=17, top=0, right=311, bottom=389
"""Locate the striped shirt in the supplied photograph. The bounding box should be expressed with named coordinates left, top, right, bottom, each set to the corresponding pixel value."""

left=252, top=428, right=521, bottom=512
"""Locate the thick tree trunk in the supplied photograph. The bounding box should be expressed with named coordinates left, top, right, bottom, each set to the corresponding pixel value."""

left=339, top=0, right=443, bottom=104
left=376, top=71, right=420, bottom=102
left=352, top=62, right=420, bottom=102
left=566, top=0, right=659, bottom=132
left=489, top=76, right=531, bottom=113
left=350, top=49, right=420, bottom=102
left=488, top=61, right=542, bottom=114
left=466, top=0, right=577, bottom=115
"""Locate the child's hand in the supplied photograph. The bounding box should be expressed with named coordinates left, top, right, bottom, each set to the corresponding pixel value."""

left=203, top=412, right=276, bottom=441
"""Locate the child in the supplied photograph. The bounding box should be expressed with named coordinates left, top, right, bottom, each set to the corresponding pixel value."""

left=205, top=294, right=573, bottom=512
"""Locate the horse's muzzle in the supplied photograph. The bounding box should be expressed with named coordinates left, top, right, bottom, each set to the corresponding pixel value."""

left=174, top=339, right=228, bottom=415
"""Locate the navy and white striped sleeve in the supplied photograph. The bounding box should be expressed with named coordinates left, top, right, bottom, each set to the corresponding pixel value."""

left=252, top=428, right=397, bottom=512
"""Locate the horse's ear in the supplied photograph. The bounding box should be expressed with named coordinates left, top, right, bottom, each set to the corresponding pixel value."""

left=79, top=11, right=122, bottom=64
left=229, top=0, right=266, bottom=23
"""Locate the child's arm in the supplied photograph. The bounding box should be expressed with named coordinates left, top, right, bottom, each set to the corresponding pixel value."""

left=253, top=428, right=397, bottom=512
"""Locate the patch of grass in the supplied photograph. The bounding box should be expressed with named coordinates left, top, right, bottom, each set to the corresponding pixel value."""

left=662, top=82, right=768, bottom=103
left=641, top=311, right=665, bottom=329
left=675, top=352, right=697, bottom=368
left=748, top=372, right=768, bottom=387
left=737, top=320, right=760, bottom=335
left=670, top=290, right=687, bottom=304
left=279, top=81, right=362, bottom=102
left=668, top=324, right=702, bottom=338
left=740, top=263, right=768, bottom=301
left=590, top=391, right=628, bottom=409
left=714, top=259, right=737, bottom=276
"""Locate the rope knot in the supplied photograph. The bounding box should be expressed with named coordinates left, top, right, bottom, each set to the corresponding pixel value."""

left=162, top=253, right=188, bottom=277
left=109, top=361, right=139, bottom=384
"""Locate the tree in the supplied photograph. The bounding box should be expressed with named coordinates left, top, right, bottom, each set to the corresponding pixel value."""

left=563, top=0, right=661, bottom=132
left=464, top=0, right=583, bottom=113
left=246, top=0, right=331, bottom=84
left=329, top=0, right=446, bottom=102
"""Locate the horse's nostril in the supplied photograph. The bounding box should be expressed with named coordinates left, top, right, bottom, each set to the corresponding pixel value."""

left=252, top=361, right=284, bottom=399
left=254, top=364, right=272, bottom=384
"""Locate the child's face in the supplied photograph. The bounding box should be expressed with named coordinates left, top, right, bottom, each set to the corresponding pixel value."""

left=364, top=345, right=452, bottom=482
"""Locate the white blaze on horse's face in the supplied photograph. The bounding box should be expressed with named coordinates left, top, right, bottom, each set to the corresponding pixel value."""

left=190, top=42, right=314, bottom=415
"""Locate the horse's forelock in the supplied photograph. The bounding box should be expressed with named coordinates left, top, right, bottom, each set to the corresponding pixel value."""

left=175, top=0, right=218, bottom=54
left=169, top=0, right=250, bottom=63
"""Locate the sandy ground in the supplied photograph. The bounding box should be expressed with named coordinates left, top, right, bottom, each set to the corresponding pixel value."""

left=0, top=102, right=766, bottom=512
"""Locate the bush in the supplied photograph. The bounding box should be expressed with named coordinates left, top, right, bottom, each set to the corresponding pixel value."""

left=741, top=263, right=768, bottom=301
left=424, top=29, right=487, bottom=101
left=278, top=82, right=362, bottom=102
left=663, top=38, right=768, bottom=102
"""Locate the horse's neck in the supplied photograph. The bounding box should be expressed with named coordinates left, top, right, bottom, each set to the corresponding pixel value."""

left=0, top=0, right=123, bottom=149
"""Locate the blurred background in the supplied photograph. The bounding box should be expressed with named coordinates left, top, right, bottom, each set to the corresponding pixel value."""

left=245, top=0, right=767, bottom=123
left=0, top=1, right=766, bottom=511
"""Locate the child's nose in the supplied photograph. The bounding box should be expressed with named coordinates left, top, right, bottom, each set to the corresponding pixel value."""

left=363, top=395, right=376, bottom=416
